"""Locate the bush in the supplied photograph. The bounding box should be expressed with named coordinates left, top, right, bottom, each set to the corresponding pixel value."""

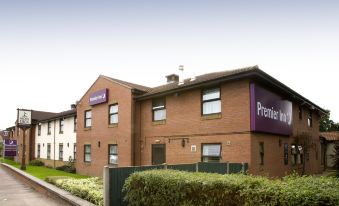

left=123, top=170, right=339, bottom=206
left=55, top=157, right=76, bottom=173
left=45, top=176, right=103, bottom=206
left=29, top=159, right=45, bottom=166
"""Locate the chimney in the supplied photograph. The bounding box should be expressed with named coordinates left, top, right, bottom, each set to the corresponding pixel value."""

left=165, top=74, right=179, bottom=84
left=178, top=65, right=184, bottom=85
left=71, top=104, right=76, bottom=109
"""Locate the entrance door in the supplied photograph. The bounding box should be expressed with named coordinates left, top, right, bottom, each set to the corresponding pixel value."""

left=152, top=144, right=166, bottom=165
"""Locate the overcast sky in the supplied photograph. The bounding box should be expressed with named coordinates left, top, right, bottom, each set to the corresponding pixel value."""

left=0, top=0, right=338, bottom=129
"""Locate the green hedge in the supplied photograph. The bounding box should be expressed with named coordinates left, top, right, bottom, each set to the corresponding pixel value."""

left=29, top=159, right=45, bottom=166
left=45, top=176, right=103, bottom=206
left=123, top=170, right=339, bottom=206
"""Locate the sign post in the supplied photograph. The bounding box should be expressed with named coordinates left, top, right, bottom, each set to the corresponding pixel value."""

left=17, top=109, right=32, bottom=170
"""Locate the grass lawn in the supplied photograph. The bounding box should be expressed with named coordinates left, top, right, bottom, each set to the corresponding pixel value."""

left=1, top=158, right=88, bottom=180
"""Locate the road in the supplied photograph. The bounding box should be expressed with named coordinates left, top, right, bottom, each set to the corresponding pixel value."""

left=0, top=166, right=61, bottom=206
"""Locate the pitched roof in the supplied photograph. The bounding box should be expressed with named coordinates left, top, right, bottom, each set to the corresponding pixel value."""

left=101, top=75, right=152, bottom=92
left=320, top=132, right=339, bottom=141
left=31, top=110, right=57, bottom=121
left=140, top=65, right=258, bottom=97
left=38, top=109, right=76, bottom=122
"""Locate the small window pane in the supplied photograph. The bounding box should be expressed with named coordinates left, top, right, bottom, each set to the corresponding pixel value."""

left=85, top=145, right=91, bottom=153
left=202, top=144, right=221, bottom=156
left=109, top=155, right=118, bottom=164
left=86, top=111, right=92, bottom=118
left=110, top=145, right=117, bottom=154
left=203, top=100, right=221, bottom=114
left=85, top=154, right=91, bottom=162
left=110, top=105, right=118, bottom=113
left=154, top=109, right=166, bottom=121
left=86, top=119, right=92, bottom=127
left=203, top=88, right=220, bottom=101
left=152, top=98, right=165, bottom=108
left=110, top=114, right=118, bottom=124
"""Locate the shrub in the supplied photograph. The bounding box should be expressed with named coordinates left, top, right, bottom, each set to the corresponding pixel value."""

left=45, top=176, right=103, bottom=206
left=29, top=159, right=45, bottom=166
left=123, top=170, right=339, bottom=206
left=55, top=157, right=76, bottom=173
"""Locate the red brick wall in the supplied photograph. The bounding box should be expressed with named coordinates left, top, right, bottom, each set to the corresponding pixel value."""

left=250, top=102, right=322, bottom=177
left=76, top=77, right=134, bottom=176
left=139, top=79, right=252, bottom=166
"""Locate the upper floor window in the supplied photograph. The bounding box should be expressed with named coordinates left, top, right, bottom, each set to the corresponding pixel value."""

left=74, top=116, right=77, bottom=132
left=202, top=88, right=221, bottom=115
left=59, top=119, right=64, bottom=133
left=84, top=110, right=92, bottom=128
left=38, top=124, right=41, bottom=136
left=307, top=110, right=312, bottom=127
left=109, top=104, right=119, bottom=124
left=298, top=106, right=302, bottom=120
left=47, top=121, right=51, bottom=135
left=152, top=98, right=166, bottom=121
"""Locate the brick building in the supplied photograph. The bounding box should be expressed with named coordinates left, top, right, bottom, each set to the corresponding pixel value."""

left=76, top=66, right=326, bottom=177
left=7, top=110, right=56, bottom=165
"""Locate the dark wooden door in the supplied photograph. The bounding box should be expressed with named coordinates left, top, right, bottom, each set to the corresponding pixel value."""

left=152, top=144, right=166, bottom=165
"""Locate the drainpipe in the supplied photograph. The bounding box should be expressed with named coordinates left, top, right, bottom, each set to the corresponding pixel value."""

left=53, top=120, right=56, bottom=168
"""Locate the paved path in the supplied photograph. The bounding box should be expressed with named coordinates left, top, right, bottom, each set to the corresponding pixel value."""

left=0, top=166, right=61, bottom=206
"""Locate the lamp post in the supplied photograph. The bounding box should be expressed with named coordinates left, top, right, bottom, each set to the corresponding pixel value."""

left=17, top=109, right=32, bottom=171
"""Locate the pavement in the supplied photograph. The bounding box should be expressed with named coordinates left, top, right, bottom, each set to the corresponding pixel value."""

left=0, top=166, right=61, bottom=206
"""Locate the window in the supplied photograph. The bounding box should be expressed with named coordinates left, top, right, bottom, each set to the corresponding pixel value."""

left=59, top=119, right=64, bottom=133
left=201, top=144, right=221, bottom=162
left=38, top=124, right=41, bottom=136
left=47, top=143, right=51, bottom=159
left=298, top=106, right=302, bottom=120
left=73, top=143, right=76, bottom=161
left=202, top=88, right=221, bottom=115
left=84, top=145, right=91, bottom=162
left=307, top=110, right=312, bottom=127
left=37, top=144, right=41, bottom=158
left=59, top=144, right=63, bottom=161
left=152, top=98, right=166, bottom=121
left=47, top=121, right=52, bottom=135
left=108, top=144, right=118, bottom=164
left=259, top=142, right=264, bottom=165
left=84, top=110, right=92, bottom=128
left=74, top=116, right=77, bottom=132
left=109, top=104, right=119, bottom=124
left=291, top=145, right=303, bottom=165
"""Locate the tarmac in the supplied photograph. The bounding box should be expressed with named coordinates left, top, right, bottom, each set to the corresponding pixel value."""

left=0, top=166, right=61, bottom=206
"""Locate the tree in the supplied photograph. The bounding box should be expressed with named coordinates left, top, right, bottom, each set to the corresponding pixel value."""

left=320, top=110, right=339, bottom=132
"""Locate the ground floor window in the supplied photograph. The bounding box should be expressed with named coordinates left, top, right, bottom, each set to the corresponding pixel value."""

left=59, top=143, right=63, bottom=161
left=201, top=143, right=221, bottom=162
left=73, top=143, right=76, bottom=161
left=259, top=142, right=264, bottom=165
left=37, top=144, right=40, bottom=158
left=84, top=144, right=91, bottom=162
left=291, top=144, right=303, bottom=165
left=47, top=143, right=51, bottom=159
left=108, top=144, right=118, bottom=164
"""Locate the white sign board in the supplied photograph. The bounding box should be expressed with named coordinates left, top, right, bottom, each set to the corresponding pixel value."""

left=17, top=110, right=32, bottom=126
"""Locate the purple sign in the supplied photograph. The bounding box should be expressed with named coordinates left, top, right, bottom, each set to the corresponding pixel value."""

left=4, top=139, right=17, bottom=156
left=89, top=89, right=108, bottom=106
left=250, top=83, right=293, bottom=136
